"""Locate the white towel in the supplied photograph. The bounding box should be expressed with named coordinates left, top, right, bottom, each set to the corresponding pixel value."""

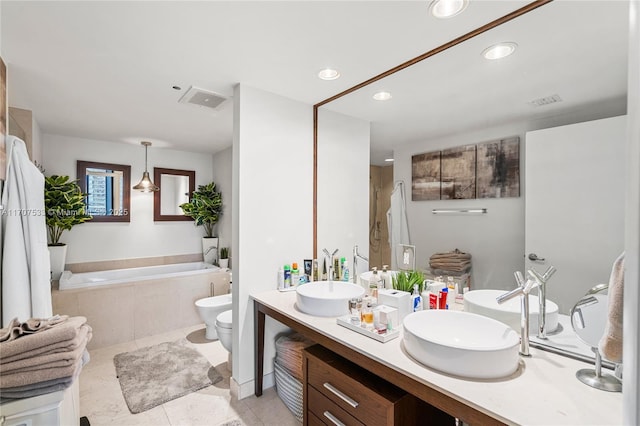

left=598, top=252, right=624, bottom=362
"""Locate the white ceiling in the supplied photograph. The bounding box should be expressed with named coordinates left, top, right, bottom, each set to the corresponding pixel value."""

left=1, top=1, right=628, bottom=163
left=2, top=0, right=534, bottom=155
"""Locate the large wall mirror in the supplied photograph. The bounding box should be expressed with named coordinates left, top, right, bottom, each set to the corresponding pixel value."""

left=315, top=0, right=628, bottom=358
left=77, top=160, right=131, bottom=222
left=153, top=167, right=195, bottom=221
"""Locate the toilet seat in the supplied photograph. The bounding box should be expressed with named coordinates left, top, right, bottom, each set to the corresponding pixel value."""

left=216, top=310, right=232, bottom=329
left=196, top=294, right=232, bottom=308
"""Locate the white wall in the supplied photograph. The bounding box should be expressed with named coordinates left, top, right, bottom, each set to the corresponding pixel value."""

left=232, top=85, right=312, bottom=398
left=212, top=146, right=232, bottom=264
left=393, top=108, right=626, bottom=290
left=624, top=0, right=639, bottom=422
left=317, top=108, right=370, bottom=276
left=42, top=133, right=213, bottom=263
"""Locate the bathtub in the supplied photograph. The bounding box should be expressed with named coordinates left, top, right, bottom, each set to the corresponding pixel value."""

left=59, top=262, right=221, bottom=290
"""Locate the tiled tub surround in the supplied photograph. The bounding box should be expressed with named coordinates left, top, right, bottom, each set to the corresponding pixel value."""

left=53, top=267, right=231, bottom=350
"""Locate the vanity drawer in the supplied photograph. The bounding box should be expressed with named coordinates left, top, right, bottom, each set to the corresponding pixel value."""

left=308, top=384, right=364, bottom=426
left=304, top=345, right=416, bottom=426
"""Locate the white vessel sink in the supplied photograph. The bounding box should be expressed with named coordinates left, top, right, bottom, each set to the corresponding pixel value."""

left=296, top=281, right=365, bottom=317
left=463, top=289, right=559, bottom=335
left=403, top=310, right=520, bottom=379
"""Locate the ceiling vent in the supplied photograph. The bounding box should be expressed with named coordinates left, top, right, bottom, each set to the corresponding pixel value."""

left=527, top=94, right=563, bottom=107
left=178, top=86, right=229, bottom=111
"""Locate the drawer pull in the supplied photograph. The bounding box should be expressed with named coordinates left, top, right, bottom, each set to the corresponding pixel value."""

left=323, top=411, right=346, bottom=426
left=323, top=382, right=359, bottom=408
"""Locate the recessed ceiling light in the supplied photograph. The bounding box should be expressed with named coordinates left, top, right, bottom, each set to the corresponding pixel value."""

left=482, top=42, right=518, bottom=60
left=429, top=0, right=468, bottom=18
left=172, top=85, right=182, bottom=90
left=318, top=69, right=340, bottom=80
left=373, top=91, right=392, bottom=101
left=385, top=158, right=394, bottom=162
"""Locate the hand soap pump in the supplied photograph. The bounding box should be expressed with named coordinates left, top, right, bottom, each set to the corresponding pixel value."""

left=412, top=284, right=423, bottom=312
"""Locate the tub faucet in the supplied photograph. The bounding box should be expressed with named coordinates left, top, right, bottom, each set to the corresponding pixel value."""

left=528, top=266, right=556, bottom=339
left=352, top=245, right=369, bottom=285
left=496, top=271, right=539, bottom=357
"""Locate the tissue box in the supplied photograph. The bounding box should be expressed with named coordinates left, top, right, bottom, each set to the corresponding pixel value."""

left=376, top=305, right=399, bottom=330
left=378, top=289, right=411, bottom=322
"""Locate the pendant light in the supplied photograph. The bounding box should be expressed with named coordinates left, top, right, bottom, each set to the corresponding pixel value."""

left=132, top=141, right=159, bottom=192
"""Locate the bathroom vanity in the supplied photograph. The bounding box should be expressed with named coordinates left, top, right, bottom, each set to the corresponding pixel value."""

left=252, top=289, right=622, bottom=425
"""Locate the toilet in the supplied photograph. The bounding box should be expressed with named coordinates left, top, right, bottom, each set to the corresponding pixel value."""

left=195, top=294, right=232, bottom=340
left=215, top=309, right=233, bottom=354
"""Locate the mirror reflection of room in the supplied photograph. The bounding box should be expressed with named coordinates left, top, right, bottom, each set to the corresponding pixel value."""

left=76, top=160, right=131, bottom=222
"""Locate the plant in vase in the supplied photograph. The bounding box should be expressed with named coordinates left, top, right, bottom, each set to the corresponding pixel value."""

left=44, top=175, right=92, bottom=280
left=179, top=181, right=223, bottom=265
left=219, top=247, right=229, bottom=269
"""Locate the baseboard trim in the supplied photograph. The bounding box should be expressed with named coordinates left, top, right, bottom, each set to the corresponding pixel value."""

left=231, top=373, right=275, bottom=400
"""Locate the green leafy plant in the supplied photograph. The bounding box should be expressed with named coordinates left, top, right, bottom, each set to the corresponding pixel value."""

left=179, top=182, right=223, bottom=238
left=44, top=175, right=92, bottom=245
left=391, top=270, right=425, bottom=293
left=220, top=247, right=229, bottom=259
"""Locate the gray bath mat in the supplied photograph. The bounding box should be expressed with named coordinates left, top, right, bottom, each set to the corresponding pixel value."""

left=114, top=338, right=221, bottom=414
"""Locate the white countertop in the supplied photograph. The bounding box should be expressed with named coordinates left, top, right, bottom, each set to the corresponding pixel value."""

left=252, top=289, right=622, bottom=426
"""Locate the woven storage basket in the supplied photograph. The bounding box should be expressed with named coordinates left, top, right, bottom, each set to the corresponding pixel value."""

left=275, top=333, right=313, bottom=382
left=274, top=359, right=303, bottom=422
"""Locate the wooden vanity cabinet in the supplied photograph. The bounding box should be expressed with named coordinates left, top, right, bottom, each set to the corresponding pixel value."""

left=303, top=345, right=454, bottom=426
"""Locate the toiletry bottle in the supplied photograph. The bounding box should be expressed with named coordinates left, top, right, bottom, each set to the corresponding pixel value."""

left=421, top=280, right=431, bottom=309
left=334, top=256, right=341, bottom=280
left=447, top=276, right=457, bottom=301
left=340, top=257, right=346, bottom=280
left=291, top=262, right=300, bottom=286
left=284, top=265, right=291, bottom=288
left=438, top=287, right=448, bottom=310
left=369, top=268, right=380, bottom=298
left=349, top=298, right=361, bottom=326
left=412, top=284, right=423, bottom=312
left=342, top=260, right=350, bottom=282
left=380, top=265, right=390, bottom=289
left=277, top=267, right=285, bottom=290
left=321, top=258, right=328, bottom=281
left=312, top=259, right=319, bottom=282
left=362, top=303, right=374, bottom=329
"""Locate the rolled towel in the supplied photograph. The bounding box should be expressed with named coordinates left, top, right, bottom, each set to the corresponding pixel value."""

left=598, top=252, right=624, bottom=363
left=0, top=316, right=87, bottom=359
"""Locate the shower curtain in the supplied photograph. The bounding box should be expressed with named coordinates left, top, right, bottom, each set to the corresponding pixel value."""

left=386, top=181, right=410, bottom=270
left=1, top=136, right=52, bottom=326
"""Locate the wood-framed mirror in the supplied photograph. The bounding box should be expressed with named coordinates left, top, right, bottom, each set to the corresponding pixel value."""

left=153, top=167, right=195, bottom=221
left=77, top=160, right=131, bottom=222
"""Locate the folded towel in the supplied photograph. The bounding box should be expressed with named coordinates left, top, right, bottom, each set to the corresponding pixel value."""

left=0, top=316, right=87, bottom=359
left=0, top=355, right=81, bottom=388
left=0, top=323, right=92, bottom=364
left=598, top=252, right=625, bottom=363
left=0, top=315, right=69, bottom=342
left=0, top=354, right=84, bottom=399
left=0, top=326, right=91, bottom=375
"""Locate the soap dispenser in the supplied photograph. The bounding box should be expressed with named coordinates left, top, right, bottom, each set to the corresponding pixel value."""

left=380, top=265, right=390, bottom=289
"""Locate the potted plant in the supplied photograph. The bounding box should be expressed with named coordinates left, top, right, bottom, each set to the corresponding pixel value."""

left=179, top=181, right=223, bottom=265
left=219, top=247, right=229, bottom=269
left=44, top=175, right=92, bottom=280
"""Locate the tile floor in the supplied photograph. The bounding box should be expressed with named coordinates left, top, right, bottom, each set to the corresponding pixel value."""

left=80, top=324, right=299, bottom=426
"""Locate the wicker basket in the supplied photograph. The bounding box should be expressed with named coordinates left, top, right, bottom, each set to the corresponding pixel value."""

left=275, top=333, right=313, bottom=382
left=274, top=359, right=303, bottom=422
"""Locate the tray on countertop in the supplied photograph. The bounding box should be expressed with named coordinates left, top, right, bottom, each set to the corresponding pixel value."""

left=336, top=315, right=400, bottom=342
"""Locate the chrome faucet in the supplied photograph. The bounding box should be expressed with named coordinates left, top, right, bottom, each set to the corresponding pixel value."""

left=496, top=271, right=539, bottom=357
left=352, top=245, right=369, bottom=285
left=528, top=266, right=556, bottom=339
